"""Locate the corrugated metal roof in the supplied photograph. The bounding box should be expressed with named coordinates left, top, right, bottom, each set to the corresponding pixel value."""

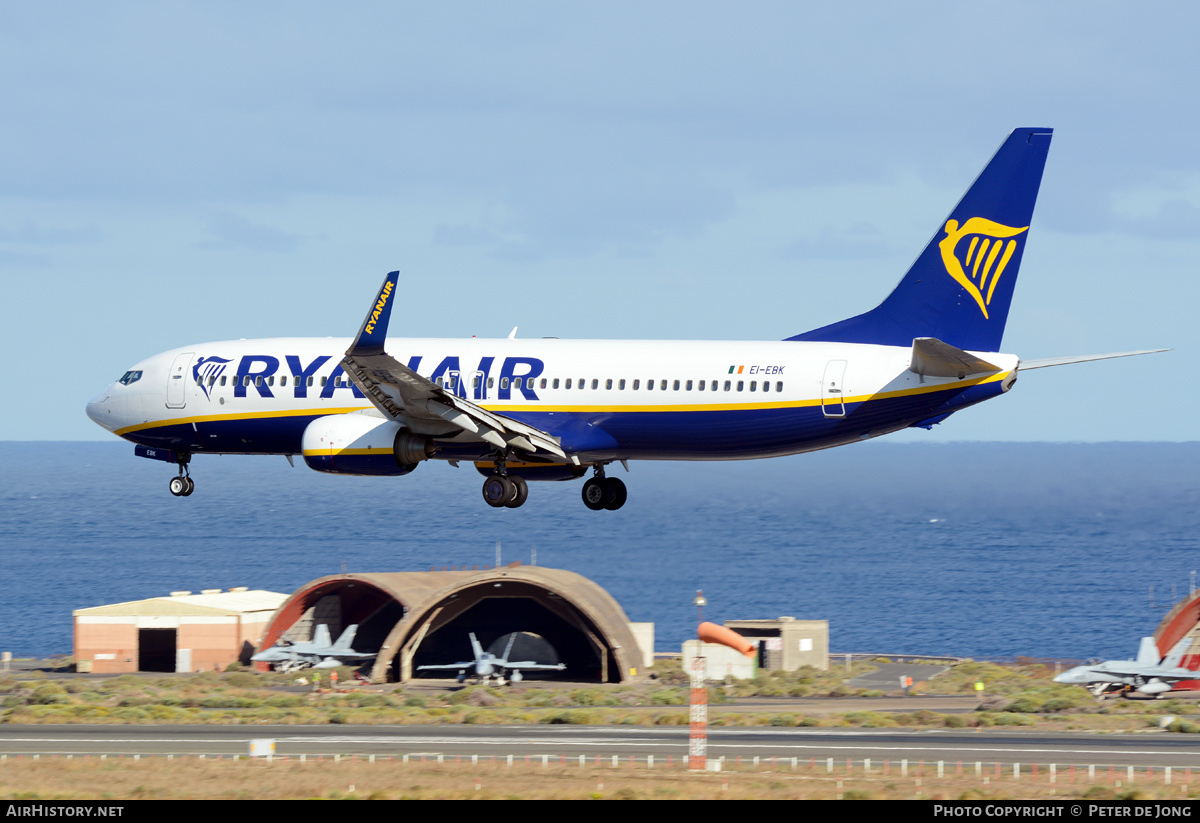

left=73, top=590, right=288, bottom=617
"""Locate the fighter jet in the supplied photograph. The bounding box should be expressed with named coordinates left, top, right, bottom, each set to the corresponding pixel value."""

left=1054, top=637, right=1197, bottom=699
left=416, top=632, right=565, bottom=685
left=252, top=624, right=375, bottom=672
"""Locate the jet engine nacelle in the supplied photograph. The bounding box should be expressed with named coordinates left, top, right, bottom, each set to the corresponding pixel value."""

left=301, top=413, right=433, bottom=476
left=1136, top=680, right=1172, bottom=695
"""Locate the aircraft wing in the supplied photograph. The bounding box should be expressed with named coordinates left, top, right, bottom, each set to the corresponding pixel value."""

left=340, top=272, right=567, bottom=460
left=416, top=662, right=476, bottom=671
left=503, top=661, right=567, bottom=671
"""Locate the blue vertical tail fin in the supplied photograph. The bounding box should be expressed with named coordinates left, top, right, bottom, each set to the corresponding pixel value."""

left=788, top=128, right=1052, bottom=352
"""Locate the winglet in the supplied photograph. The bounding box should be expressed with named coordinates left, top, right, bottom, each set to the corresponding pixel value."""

left=347, top=271, right=399, bottom=356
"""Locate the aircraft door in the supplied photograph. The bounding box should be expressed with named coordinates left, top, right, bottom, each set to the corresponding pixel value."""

left=821, top=360, right=847, bottom=418
left=471, top=370, right=486, bottom=400
left=447, top=370, right=463, bottom=397
left=166, top=352, right=195, bottom=409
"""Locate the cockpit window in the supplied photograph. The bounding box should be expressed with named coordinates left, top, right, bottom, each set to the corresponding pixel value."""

left=118, top=370, right=143, bottom=386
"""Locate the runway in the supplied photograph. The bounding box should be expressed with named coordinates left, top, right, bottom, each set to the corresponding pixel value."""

left=2, top=725, right=1198, bottom=769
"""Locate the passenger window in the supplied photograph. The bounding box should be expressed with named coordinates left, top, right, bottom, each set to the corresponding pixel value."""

left=540, top=378, right=547, bottom=389
left=308, top=376, right=314, bottom=387
left=686, top=380, right=692, bottom=391
left=697, top=380, right=704, bottom=391
left=750, top=381, right=756, bottom=391
left=632, top=379, right=640, bottom=390
left=501, top=377, right=510, bottom=389
left=660, top=380, right=667, bottom=390
left=762, top=380, right=769, bottom=393
left=488, top=377, right=494, bottom=388
left=737, top=381, right=744, bottom=391
left=513, top=377, right=522, bottom=389
left=320, top=376, right=327, bottom=387
left=619, top=379, right=625, bottom=390
left=219, top=376, right=226, bottom=387
left=647, top=379, right=654, bottom=391
left=606, top=379, right=612, bottom=390
left=579, top=379, right=585, bottom=390
left=776, top=381, right=783, bottom=392
left=565, top=378, right=572, bottom=389
left=592, top=379, right=599, bottom=390
left=724, top=380, right=731, bottom=391
left=553, top=378, right=560, bottom=389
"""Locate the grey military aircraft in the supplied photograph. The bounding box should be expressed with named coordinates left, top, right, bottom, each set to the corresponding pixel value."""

left=252, top=624, right=375, bottom=672
left=1054, top=636, right=1197, bottom=699
left=416, top=632, right=565, bottom=685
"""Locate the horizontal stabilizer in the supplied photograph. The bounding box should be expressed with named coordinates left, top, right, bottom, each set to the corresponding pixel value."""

left=910, top=337, right=1002, bottom=379
left=1017, top=349, right=1168, bottom=370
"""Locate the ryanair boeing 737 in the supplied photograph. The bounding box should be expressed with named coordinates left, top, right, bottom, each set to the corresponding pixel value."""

left=86, top=129, right=1162, bottom=510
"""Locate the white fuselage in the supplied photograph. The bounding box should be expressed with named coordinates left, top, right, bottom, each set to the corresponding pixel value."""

left=87, top=336, right=1017, bottom=463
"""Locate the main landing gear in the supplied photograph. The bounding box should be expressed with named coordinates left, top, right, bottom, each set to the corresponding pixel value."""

left=481, top=472, right=529, bottom=509
left=581, top=467, right=626, bottom=511
left=168, top=454, right=194, bottom=497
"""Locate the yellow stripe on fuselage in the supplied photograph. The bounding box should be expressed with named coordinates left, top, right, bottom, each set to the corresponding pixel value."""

left=116, top=372, right=1010, bottom=436
left=113, top=406, right=370, bottom=436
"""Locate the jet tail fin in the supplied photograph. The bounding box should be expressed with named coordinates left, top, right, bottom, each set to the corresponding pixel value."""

left=788, top=128, right=1052, bottom=352
left=469, top=632, right=484, bottom=660
left=313, top=624, right=332, bottom=648
left=1162, top=637, right=1193, bottom=669
left=332, top=625, right=359, bottom=652
left=1136, top=637, right=1160, bottom=666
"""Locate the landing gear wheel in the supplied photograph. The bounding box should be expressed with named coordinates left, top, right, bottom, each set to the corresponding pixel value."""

left=504, top=475, right=528, bottom=508
left=169, top=476, right=187, bottom=496
left=181, top=476, right=195, bottom=496
left=582, top=477, right=607, bottom=510
left=482, top=475, right=515, bottom=508
left=602, top=477, right=626, bottom=510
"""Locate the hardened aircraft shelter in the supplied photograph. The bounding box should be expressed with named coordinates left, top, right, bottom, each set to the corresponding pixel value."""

left=1154, top=590, right=1200, bottom=690
left=256, top=565, right=648, bottom=683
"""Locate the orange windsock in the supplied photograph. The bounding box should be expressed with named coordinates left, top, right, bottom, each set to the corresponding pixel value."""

left=697, top=622, right=755, bottom=657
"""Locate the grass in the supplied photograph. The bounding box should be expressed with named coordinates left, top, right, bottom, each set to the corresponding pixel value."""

left=0, top=659, right=1196, bottom=733
left=1, top=756, right=1196, bottom=801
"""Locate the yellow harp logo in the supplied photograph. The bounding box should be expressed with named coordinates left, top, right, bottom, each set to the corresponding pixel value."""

left=938, top=217, right=1028, bottom=319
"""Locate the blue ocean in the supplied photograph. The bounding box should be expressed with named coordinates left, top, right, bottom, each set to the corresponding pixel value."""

left=2, top=441, right=1197, bottom=662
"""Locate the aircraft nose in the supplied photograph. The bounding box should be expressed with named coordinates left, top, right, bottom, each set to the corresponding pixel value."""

left=86, top=388, right=116, bottom=431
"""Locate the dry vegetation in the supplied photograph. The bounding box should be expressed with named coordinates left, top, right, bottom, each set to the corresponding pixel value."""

left=0, top=658, right=1196, bottom=734
left=2, top=756, right=1197, bottom=801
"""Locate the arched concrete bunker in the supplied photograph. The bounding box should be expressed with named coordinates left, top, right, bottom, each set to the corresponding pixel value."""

left=258, top=566, right=642, bottom=683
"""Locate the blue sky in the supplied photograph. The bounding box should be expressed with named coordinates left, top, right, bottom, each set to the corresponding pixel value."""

left=3, top=2, right=1196, bottom=441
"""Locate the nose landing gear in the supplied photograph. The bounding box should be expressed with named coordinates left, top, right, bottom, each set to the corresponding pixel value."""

left=168, top=454, right=194, bottom=497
